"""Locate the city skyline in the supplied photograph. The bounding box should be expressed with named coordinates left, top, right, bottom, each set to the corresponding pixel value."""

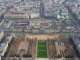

left=0, top=0, right=80, bottom=60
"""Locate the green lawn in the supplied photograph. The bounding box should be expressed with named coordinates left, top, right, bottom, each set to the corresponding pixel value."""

left=74, top=32, right=80, bottom=34
left=37, top=51, right=47, bottom=58
left=44, top=18, right=48, bottom=20
left=62, top=32, right=71, bottom=34
left=38, top=40, right=46, bottom=45
left=35, top=18, right=40, bottom=20
left=38, top=45, right=46, bottom=50
left=37, top=40, right=47, bottom=58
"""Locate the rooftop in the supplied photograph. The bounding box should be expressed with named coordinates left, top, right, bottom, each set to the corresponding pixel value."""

left=6, top=12, right=25, bottom=15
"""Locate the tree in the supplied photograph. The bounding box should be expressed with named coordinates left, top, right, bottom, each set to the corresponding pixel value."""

left=65, top=55, right=74, bottom=58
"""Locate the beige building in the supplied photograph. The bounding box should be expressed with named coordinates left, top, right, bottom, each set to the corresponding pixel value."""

left=4, top=14, right=29, bottom=19
left=4, top=12, right=29, bottom=19
left=0, top=30, right=4, bottom=41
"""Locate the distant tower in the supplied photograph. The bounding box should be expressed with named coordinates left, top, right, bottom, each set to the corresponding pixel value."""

left=39, top=0, right=44, bottom=18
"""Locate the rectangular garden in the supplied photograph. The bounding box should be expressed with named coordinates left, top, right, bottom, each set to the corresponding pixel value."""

left=37, top=40, right=47, bottom=58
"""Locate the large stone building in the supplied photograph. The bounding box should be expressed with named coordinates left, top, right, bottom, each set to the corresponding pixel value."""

left=4, top=12, right=29, bottom=19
